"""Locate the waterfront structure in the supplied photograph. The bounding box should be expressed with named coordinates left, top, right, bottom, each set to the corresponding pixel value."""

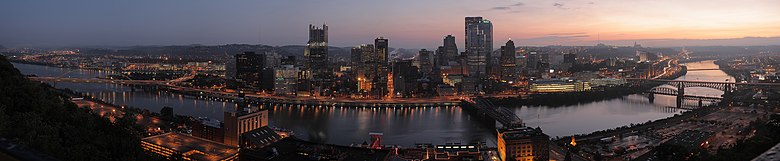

left=141, top=132, right=239, bottom=161
left=192, top=117, right=225, bottom=143
left=500, top=40, right=517, bottom=82
left=304, top=24, right=332, bottom=93
left=223, top=107, right=269, bottom=146
left=529, top=79, right=592, bottom=93
left=418, top=49, right=434, bottom=75
left=235, top=52, right=265, bottom=90
left=589, top=78, right=628, bottom=87
left=465, top=17, right=493, bottom=78
left=274, top=65, right=299, bottom=95
left=497, top=126, right=549, bottom=161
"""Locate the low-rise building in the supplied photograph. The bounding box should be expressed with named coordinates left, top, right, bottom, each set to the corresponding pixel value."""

left=141, top=132, right=238, bottom=161
left=497, top=126, right=549, bottom=161
left=192, top=117, right=224, bottom=143
left=589, top=78, right=627, bottom=87
left=529, top=79, right=591, bottom=93
left=433, top=143, right=482, bottom=160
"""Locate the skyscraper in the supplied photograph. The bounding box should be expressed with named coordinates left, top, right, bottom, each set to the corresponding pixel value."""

left=418, top=49, right=433, bottom=74
left=304, top=24, right=331, bottom=93
left=500, top=40, right=517, bottom=82
left=235, top=52, right=265, bottom=90
left=375, top=37, right=389, bottom=69
left=373, top=37, right=389, bottom=97
left=353, top=44, right=375, bottom=93
left=465, top=17, right=493, bottom=78
left=437, top=35, right=459, bottom=66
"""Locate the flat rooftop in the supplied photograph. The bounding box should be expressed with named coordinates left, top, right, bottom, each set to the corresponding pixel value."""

left=142, top=132, right=238, bottom=161
left=245, top=138, right=391, bottom=161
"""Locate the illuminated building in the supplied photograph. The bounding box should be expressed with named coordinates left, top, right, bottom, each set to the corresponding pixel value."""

left=141, top=132, right=239, bottom=161
left=529, top=79, right=591, bottom=93
left=387, top=71, right=394, bottom=98
left=304, top=24, right=332, bottom=92
left=433, top=144, right=482, bottom=160
left=274, top=65, right=299, bottom=96
left=373, top=37, right=390, bottom=97
left=351, top=40, right=390, bottom=98
left=589, top=78, right=627, bottom=87
left=192, top=117, right=224, bottom=143
left=500, top=40, right=517, bottom=82
left=465, top=17, right=493, bottom=78
left=223, top=107, right=269, bottom=147
left=497, top=126, right=549, bottom=161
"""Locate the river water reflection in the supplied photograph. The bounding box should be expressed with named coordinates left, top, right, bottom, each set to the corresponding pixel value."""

left=11, top=60, right=732, bottom=146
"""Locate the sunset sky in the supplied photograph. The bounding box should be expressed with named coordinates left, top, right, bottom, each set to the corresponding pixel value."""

left=1, top=0, right=779, bottom=48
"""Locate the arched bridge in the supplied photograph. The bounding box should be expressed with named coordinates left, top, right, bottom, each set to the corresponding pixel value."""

left=647, top=87, right=723, bottom=102
left=628, top=78, right=780, bottom=92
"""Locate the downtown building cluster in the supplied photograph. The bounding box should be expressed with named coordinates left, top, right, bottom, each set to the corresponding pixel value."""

left=233, top=17, right=533, bottom=98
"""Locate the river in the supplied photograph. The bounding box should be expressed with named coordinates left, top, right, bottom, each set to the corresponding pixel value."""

left=11, top=60, right=733, bottom=146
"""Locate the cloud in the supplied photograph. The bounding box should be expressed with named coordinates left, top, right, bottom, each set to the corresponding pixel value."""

left=553, top=2, right=569, bottom=9
left=511, top=2, right=524, bottom=6
left=588, top=2, right=595, bottom=5
left=491, top=6, right=511, bottom=10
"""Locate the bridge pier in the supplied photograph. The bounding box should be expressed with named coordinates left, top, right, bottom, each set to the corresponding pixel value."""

left=676, top=83, right=685, bottom=108
left=648, top=93, right=655, bottom=103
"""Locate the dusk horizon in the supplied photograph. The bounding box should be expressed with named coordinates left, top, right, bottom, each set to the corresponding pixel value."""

left=2, top=0, right=780, bottom=48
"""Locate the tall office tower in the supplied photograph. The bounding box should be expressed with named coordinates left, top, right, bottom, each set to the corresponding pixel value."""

left=527, top=51, right=539, bottom=69
left=304, top=24, right=332, bottom=92
left=500, top=40, right=517, bottom=82
left=350, top=47, right=362, bottom=69
left=443, top=35, right=459, bottom=65
left=235, top=52, right=265, bottom=90
left=353, top=44, right=375, bottom=93
left=465, top=17, right=493, bottom=78
left=436, top=46, right=447, bottom=67
left=373, top=37, right=389, bottom=97
left=417, top=49, right=434, bottom=74
left=497, top=126, right=550, bottom=161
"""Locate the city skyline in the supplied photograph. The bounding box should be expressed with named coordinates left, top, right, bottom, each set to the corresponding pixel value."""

left=2, top=0, right=780, bottom=48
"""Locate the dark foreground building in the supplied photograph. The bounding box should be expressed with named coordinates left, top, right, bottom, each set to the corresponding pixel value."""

left=240, top=138, right=392, bottom=161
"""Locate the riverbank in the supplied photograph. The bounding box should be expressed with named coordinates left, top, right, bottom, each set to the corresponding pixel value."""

left=714, top=59, right=750, bottom=82
left=9, top=59, right=113, bottom=72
